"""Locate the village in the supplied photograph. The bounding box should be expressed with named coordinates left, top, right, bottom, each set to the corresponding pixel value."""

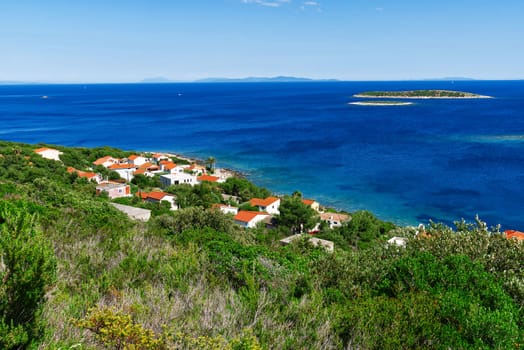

left=33, top=147, right=524, bottom=247
left=33, top=146, right=379, bottom=252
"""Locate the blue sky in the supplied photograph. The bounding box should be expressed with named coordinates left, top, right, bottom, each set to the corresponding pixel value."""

left=1, top=0, right=523, bottom=82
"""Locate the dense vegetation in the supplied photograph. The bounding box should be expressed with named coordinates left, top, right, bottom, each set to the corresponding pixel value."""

left=0, top=140, right=522, bottom=349
left=355, top=90, right=488, bottom=98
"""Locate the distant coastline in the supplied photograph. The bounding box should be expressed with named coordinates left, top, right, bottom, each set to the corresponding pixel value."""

left=354, top=89, right=492, bottom=99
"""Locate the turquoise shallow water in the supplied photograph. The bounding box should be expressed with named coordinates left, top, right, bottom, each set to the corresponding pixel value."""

left=1, top=81, right=523, bottom=228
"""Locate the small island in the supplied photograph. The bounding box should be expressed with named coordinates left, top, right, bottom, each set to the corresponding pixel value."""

left=349, top=101, right=413, bottom=106
left=353, top=89, right=492, bottom=99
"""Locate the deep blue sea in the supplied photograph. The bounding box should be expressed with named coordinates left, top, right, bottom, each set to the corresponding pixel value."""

left=1, top=81, right=524, bottom=229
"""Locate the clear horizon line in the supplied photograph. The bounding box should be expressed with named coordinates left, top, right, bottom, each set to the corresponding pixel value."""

left=1, top=77, right=524, bottom=85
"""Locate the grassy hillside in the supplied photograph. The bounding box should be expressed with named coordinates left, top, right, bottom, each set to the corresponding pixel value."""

left=0, top=140, right=522, bottom=349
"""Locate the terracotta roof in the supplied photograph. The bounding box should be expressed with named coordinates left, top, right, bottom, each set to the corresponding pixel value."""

left=108, top=163, right=136, bottom=170
left=67, top=167, right=97, bottom=179
left=136, top=192, right=149, bottom=200
left=302, top=199, right=316, bottom=206
left=93, top=156, right=115, bottom=165
left=234, top=210, right=269, bottom=223
left=198, top=175, right=220, bottom=182
left=146, top=191, right=168, bottom=201
left=320, top=212, right=350, bottom=222
left=34, top=147, right=57, bottom=153
left=137, top=191, right=173, bottom=201
left=128, top=154, right=138, bottom=160
left=505, top=230, right=524, bottom=241
left=250, top=196, right=279, bottom=207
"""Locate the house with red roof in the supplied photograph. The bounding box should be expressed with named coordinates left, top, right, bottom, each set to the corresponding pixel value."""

left=152, top=153, right=169, bottom=162
left=197, top=174, right=221, bottom=183
left=159, top=160, right=178, bottom=172
left=234, top=210, right=271, bottom=228
left=67, top=167, right=102, bottom=183
left=93, top=156, right=118, bottom=168
left=34, top=147, right=63, bottom=161
left=108, top=163, right=137, bottom=181
left=183, top=163, right=206, bottom=174
left=127, top=154, right=148, bottom=167
left=320, top=212, right=351, bottom=229
left=134, top=162, right=160, bottom=177
left=504, top=230, right=524, bottom=242
left=302, top=199, right=320, bottom=212
left=137, top=191, right=178, bottom=210
left=249, top=196, right=281, bottom=215
left=96, top=181, right=131, bottom=199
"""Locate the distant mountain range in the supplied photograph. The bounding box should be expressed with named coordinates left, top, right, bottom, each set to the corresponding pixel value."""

left=194, top=76, right=339, bottom=83
left=139, top=76, right=339, bottom=83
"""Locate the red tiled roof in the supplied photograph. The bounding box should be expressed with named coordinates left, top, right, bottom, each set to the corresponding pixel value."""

left=93, top=156, right=115, bottom=165
left=250, top=196, right=279, bottom=207
left=505, top=230, right=524, bottom=241
left=128, top=154, right=138, bottom=160
left=234, top=210, right=269, bottom=223
left=67, top=167, right=97, bottom=179
left=198, top=175, right=219, bottom=182
left=34, top=147, right=56, bottom=153
left=136, top=192, right=149, bottom=200
left=109, top=163, right=136, bottom=170
left=146, top=191, right=168, bottom=201
left=302, top=199, right=316, bottom=206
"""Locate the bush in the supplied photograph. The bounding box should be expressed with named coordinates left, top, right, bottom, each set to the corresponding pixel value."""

left=0, top=200, right=57, bottom=349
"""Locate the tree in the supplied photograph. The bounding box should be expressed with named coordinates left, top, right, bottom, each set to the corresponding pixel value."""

left=0, top=201, right=57, bottom=349
left=206, top=156, right=216, bottom=173
left=336, top=210, right=395, bottom=249
left=276, top=195, right=318, bottom=234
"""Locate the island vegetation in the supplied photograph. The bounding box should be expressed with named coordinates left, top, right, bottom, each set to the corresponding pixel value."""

left=354, top=89, right=491, bottom=99
left=0, top=140, right=523, bottom=349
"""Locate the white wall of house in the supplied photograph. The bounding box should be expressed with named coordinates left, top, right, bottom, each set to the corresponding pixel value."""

left=218, top=205, right=239, bottom=215
left=37, top=149, right=62, bottom=161
left=113, top=168, right=135, bottom=181
left=160, top=173, right=197, bottom=187
left=131, top=156, right=148, bottom=167
left=235, top=214, right=269, bottom=228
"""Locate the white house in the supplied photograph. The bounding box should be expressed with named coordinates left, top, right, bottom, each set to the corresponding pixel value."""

left=96, top=181, right=131, bottom=199
left=108, top=163, right=137, bottom=181
left=213, top=204, right=239, bottom=215
left=138, top=191, right=178, bottom=210
left=249, top=197, right=280, bottom=215
left=34, top=147, right=62, bottom=161
left=302, top=199, right=320, bottom=212
left=234, top=211, right=270, bottom=228
left=319, top=212, right=351, bottom=229
left=93, top=156, right=118, bottom=168
left=67, top=167, right=102, bottom=183
left=127, top=154, right=148, bottom=167
left=160, top=172, right=198, bottom=187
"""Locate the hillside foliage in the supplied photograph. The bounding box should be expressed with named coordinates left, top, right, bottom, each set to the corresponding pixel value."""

left=0, top=140, right=522, bottom=349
